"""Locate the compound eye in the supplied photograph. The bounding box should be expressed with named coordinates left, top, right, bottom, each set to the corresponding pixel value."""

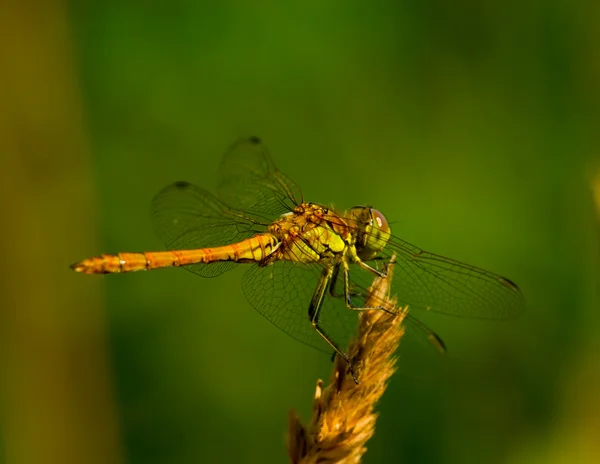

left=356, top=208, right=391, bottom=260
left=371, top=209, right=390, bottom=234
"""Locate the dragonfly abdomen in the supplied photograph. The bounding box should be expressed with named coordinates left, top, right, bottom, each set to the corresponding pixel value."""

left=71, top=233, right=279, bottom=274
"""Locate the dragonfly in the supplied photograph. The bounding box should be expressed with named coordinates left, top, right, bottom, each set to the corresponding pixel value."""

left=72, top=136, right=523, bottom=380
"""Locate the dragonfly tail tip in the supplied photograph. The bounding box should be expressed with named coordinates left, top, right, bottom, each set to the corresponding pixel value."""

left=70, top=260, right=88, bottom=273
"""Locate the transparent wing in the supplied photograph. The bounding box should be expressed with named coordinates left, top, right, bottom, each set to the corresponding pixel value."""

left=242, top=259, right=447, bottom=378
left=150, top=181, right=269, bottom=277
left=369, top=234, right=524, bottom=319
left=242, top=261, right=343, bottom=353
left=217, top=136, right=302, bottom=219
left=150, top=137, right=303, bottom=277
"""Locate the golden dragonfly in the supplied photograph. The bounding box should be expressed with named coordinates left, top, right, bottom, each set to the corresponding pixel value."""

left=72, top=136, right=522, bottom=380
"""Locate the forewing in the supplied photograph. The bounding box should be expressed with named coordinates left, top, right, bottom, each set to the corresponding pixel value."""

left=150, top=181, right=267, bottom=278
left=217, top=136, right=302, bottom=219
left=377, top=235, right=523, bottom=319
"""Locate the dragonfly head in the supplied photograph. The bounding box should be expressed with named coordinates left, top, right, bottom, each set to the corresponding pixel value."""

left=347, top=207, right=391, bottom=260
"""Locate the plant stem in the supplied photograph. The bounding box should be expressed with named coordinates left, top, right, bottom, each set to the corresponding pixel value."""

left=287, top=257, right=405, bottom=464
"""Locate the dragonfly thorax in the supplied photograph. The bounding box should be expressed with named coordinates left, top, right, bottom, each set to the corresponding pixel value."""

left=267, top=203, right=350, bottom=264
left=346, top=207, right=391, bottom=261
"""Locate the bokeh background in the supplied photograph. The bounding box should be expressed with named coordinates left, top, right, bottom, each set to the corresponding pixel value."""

left=1, top=1, right=599, bottom=463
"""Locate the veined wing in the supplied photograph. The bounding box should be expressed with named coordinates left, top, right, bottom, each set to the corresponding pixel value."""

left=242, top=260, right=337, bottom=352
left=242, top=259, right=447, bottom=378
left=373, top=234, right=523, bottom=319
left=217, top=136, right=302, bottom=219
left=325, top=208, right=522, bottom=320
left=150, top=181, right=269, bottom=277
left=150, top=137, right=302, bottom=278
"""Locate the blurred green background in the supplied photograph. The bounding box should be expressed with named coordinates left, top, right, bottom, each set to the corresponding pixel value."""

left=1, top=1, right=599, bottom=463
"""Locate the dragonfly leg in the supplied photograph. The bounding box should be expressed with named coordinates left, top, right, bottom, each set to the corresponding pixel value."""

left=357, top=257, right=388, bottom=278
left=343, top=262, right=395, bottom=315
left=309, top=266, right=359, bottom=384
left=328, top=263, right=342, bottom=297
left=328, top=262, right=361, bottom=299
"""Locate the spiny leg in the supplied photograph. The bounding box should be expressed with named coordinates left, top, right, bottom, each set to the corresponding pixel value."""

left=357, top=257, right=388, bottom=278
left=328, top=262, right=342, bottom=297
left=328, top=262, right=361, bottom=299
left=342, top=260, right=396, bottom=314
left=309, top=265, right=359, bottom=383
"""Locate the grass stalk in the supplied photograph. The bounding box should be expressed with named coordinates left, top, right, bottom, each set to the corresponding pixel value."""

left=287, top=257, right=406, bottom=463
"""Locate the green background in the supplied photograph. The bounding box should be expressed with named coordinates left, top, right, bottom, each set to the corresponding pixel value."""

left=2, top=1, right=599, bottom=463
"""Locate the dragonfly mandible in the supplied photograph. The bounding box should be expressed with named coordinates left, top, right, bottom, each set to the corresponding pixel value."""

left=72, top=136, right=523, bottom=379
